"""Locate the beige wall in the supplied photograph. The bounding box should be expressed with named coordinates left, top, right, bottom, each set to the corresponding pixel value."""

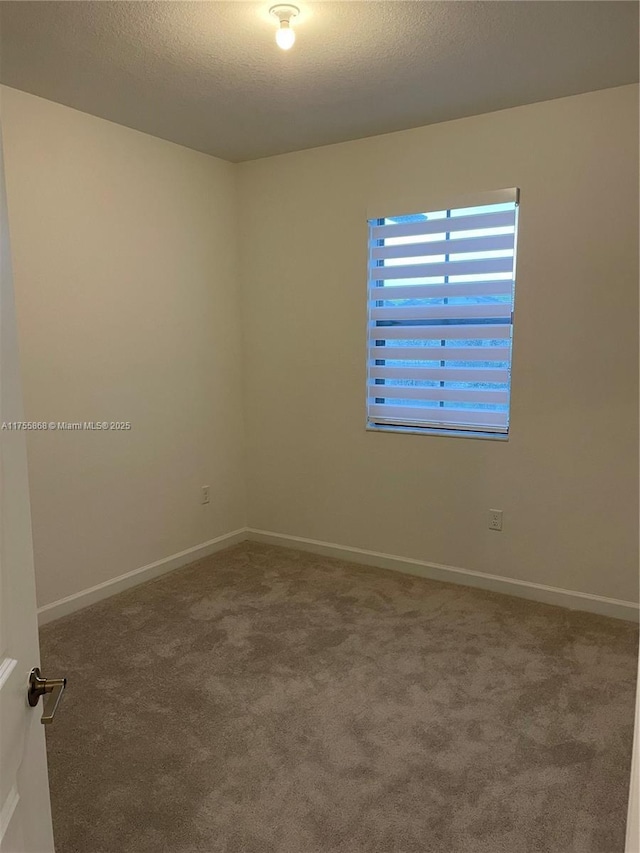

left=238, top=84, right=639, bottom=603
left=1, top=87, right=246, bottom=608
left=2, top=83, right=637, bottom=610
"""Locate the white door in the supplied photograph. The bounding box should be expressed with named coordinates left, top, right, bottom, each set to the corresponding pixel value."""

left=626, top=662, right=639, bottom=852
left=0, top=121, right=56, bottom=852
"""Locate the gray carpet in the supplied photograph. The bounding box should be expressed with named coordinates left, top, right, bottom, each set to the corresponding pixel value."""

left=40, top=542, right=638, bottom=853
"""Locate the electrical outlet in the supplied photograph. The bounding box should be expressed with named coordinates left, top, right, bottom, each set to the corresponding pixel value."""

left=201, top=485, right=210, bottom=505
left=488, top=509, right=503, bottom=531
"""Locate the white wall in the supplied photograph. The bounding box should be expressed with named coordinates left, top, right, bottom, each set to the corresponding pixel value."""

left=238, top=84, right=639, bottom=604
left=1, top=87, right=246, bottom=609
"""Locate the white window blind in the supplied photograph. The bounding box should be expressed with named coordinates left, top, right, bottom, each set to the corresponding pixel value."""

left=367, top=189, right=519, bottom=435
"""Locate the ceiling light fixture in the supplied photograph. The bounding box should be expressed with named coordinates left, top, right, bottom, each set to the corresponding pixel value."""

left=269, top=4, right=300, bottom=50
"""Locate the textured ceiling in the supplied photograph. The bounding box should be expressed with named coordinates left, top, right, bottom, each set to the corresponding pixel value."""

left=0, top=1, right=637, bottom=162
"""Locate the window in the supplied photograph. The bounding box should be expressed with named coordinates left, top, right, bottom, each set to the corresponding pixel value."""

left=366, top=189, right=519, bottom=437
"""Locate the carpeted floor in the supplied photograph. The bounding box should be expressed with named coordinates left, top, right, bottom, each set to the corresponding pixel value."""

left=40, top=542, right=638, bottom=853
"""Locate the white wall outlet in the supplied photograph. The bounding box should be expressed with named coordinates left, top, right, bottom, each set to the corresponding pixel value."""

left=201, top=485, right=210, bottom=505
left=488, top=509, right=503, bottom=531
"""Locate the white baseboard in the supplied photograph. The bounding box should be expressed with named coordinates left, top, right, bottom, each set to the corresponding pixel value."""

left=247, top=528, right=640, bottom=623
left=37, top=528, right=248, bottom=626
left=38, top=526, right=639, bottom=626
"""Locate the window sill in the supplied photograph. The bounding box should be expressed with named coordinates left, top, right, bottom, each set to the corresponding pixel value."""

left=365, top=423, right=510, bottom=441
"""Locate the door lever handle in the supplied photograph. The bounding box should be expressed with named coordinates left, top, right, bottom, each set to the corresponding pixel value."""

left=28, top=667, right=67, bottom=724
